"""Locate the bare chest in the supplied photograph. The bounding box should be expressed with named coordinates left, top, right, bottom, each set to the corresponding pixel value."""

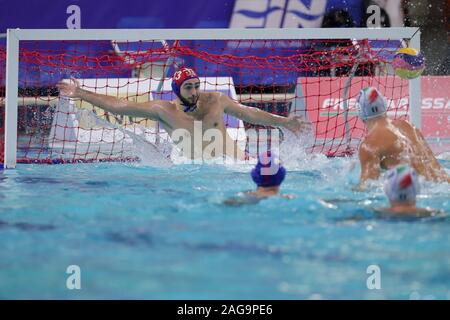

left=174, top=102, right=225, bottom=133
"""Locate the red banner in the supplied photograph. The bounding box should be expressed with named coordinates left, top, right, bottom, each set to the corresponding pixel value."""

left=421, top=76, right=450, bottom=138
left=298, top=76, right=450, bottom=139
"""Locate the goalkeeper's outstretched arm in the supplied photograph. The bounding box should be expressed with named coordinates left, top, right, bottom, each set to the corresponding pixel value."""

left=220, top=93, right=311, bottom=134
left=56, top=78, right=166, bottom=120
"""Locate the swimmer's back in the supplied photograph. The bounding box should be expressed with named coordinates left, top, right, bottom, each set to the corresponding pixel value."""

left=391, top=119, right=448, bottom=180
left=366, top=119, right=446, bottom=180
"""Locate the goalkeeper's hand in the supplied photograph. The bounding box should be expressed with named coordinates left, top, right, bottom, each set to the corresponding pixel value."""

left=283, top=115, right=312, bottom=135
left=56, top=77, right=82, bottom=98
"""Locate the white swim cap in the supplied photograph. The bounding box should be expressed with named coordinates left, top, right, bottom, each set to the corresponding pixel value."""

left=383, top=165, right=419, bottom=203
left=357, top=87, right=387, bottom=121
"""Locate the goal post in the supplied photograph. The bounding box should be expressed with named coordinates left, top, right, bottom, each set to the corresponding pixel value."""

left=2, top=27, right=421, bottom=168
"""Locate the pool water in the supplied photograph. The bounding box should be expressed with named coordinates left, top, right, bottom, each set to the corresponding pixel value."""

left=0, top=157, right=449, bottom=299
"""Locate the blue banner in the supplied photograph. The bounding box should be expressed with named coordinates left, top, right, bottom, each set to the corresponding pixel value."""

left=0, top=0, right=235, bottom=32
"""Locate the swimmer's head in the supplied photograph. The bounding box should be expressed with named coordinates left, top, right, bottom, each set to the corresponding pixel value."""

left=357, top=87, right=387, bottom=122
left=251, top=151, right=286, bottom=188
left=383, top=165, right=419, bottom=204
left=171, top=67, right=200, bottom=111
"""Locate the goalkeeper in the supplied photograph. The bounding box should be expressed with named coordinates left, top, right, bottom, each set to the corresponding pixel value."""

left=57, top=67, right=311, bottom=161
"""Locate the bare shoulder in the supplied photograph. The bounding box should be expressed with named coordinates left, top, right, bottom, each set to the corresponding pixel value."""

left=392, top=119, right=425, bottom=139
left=156, top=99, right=173, bottom=108
left=392, top=119, right=415, bottom=130
left=136, top=98, right=172, bottom=111
left=213, top=91, right=235, bottom=104
left=202, top=91, right=221, bottom=102
left=201, top=92, right=226, bottom=111
left=164, top=100, right=178, bottom=109
left=392, top=118, right=410, bottom=126
left=152, top=100, right=176, bottom=114
left=365, top=124, right=397, bottom=147
left=148, top=100, right=182, bottom=121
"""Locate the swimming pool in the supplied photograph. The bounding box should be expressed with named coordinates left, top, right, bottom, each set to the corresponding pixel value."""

left=0, top=156, right=449, bottom=299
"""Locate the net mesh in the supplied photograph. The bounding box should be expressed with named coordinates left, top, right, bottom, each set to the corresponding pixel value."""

left=0, top=38, right=409, bottom=164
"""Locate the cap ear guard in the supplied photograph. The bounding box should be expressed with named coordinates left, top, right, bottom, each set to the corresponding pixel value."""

left=171, top=79, right=180, bottom=96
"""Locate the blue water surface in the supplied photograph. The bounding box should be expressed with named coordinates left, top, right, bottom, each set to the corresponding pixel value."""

left=0, top=158, right=449, bottom=299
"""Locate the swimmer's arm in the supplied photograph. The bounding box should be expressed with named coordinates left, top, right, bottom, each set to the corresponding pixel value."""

left=223, top=198, right=248, bottom=206
left=375, top=207, right=436, bottom=218
left=414, top=127, right=450, bottom=182
left=223, top=192, right=262, bottom=206
left=356, top=144, right=381, bottom=191
left=56, top=78, right=165, bottom=120
left=280, top=194, right=296, bottom=199
left=221, top=94, right=310, bottom=133
left=415, top=127, right=448, bottom=167
left=222, top=94, right=288, bottom=125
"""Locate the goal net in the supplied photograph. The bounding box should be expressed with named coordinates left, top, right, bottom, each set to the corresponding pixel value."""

left=0, top=28, right=421, bottom=168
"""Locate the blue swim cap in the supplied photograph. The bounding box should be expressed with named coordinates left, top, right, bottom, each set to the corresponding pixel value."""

left=357, top=87, right=387, bottom=121
left=251, top=151, right=286, bottom=187
left=383, top=165, right=419, bottom=203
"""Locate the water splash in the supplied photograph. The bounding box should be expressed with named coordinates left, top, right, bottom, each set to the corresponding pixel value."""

left=50, top=98, right=173, bottom=168
left=131, top=132, right=173, bottom=168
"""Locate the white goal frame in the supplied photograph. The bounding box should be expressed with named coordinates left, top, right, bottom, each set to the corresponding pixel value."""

left=4, top=27, right=421, bottom=168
